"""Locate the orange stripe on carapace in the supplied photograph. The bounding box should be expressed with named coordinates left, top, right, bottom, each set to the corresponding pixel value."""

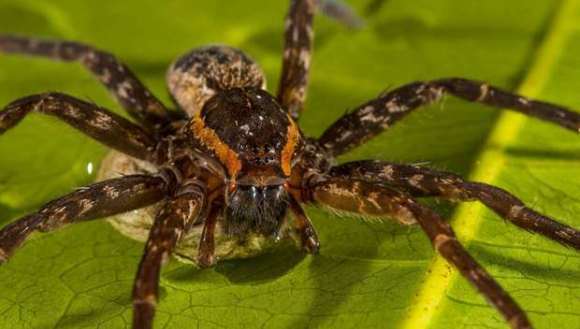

left=281, top=117, right=300, bottom=176
left=190, top=114, right=242, bottom=177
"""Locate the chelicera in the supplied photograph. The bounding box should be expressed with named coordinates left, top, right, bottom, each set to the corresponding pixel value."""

left=0, top=1, right=579, bottom=329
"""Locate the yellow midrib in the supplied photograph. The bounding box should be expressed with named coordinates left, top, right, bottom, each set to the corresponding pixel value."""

left=399, top=1, right=578, bottom=328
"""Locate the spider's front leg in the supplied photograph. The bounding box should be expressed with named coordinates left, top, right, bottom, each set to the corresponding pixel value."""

left=196, top=203, right=220, bottom=268
left=0, top=35, right=171, bottom=130
left=331, top=161, right=580, bottom=249
left=289, top=195, right=320, bottom=253
left=308, top=177, right=532, bottom=329
left=133, top=182, right=206, bottom=329
left=0, top=92, right=155, bottom=160
left=319, top=78, right=580, bottom=156
left=0, top=175, right=168, bottom=264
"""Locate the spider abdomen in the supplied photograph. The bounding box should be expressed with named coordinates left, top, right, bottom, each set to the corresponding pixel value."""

left=167, top=46, right=266, bottom=116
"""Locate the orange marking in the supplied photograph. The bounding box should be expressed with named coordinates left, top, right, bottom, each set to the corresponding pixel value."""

left=281, top=117, right=300, bottom=176
left=190, top=114, right=241, bottom=178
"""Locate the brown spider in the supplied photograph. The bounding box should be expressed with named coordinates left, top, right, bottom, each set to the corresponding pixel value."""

left=0, top=1, right=579, bottom=329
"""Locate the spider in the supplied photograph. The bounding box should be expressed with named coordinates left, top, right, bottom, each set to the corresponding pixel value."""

left=0, top=1, right=579, bottom=329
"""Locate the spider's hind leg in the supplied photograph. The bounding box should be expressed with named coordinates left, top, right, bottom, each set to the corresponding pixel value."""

left=167, top=46, right=266, bottom=116
left=0, top=175, right=168, bottom=264
left=308, top=177, right=532, bottom=329
left=330, top=161, right=580, bottom=249
left=0, top=36, right=171, bottom=130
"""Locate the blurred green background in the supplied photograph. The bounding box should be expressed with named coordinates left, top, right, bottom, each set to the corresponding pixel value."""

left=0, top=0, right=579, bottom=328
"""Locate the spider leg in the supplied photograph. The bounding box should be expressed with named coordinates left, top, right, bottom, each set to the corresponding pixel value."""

left=196, top=203, right=220, bottom=268
left=133, top=183, right=206, bottom=329
left=0, top=175, right=168, bottom=264
left=289, top=195, right=320, bottom=253
left=330, top=161, right=580, bottom=249
left=319, top=78, right=580, bottom=156
left=0, top=35, right=171, bottom=130
left=277, top=0, right=316, bottom=120
left=309, top=177, right=532, bottom=329
left=277, top=0, right=363, bottom=120
left=0, top=92, right=155, bottom=160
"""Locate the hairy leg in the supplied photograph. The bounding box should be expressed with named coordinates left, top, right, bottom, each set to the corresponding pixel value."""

left=196, top=203, right=220, bottom=268
left=309, top=177, right=532, bottom=329
left=319, top=78, right=580, bottom=156
left=132, top=183, right=205, bottom=329
left=289, top=195, right=320, bottom=253
left=0, top=92, right=155, bottom=160
left=0, top=175, right=168, bottom=263
left=0, top=35, right=171, bottom=130
left=330, top=161, right=580, bottom=249
left=278, top=0, right=316, bottom=120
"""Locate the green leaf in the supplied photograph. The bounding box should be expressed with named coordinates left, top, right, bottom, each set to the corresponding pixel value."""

left=0, top=1, right=578, bottom=328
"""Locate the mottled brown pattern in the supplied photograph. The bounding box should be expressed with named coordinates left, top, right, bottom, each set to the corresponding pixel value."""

left=0, top=36, right=171, bottom=130
left=197, top=204, right=220, bottom=268
left=0, top=92, right=155, bottom=160
left=0, top=176, right=167, bottom=262
left=320, top=78, right=580, bottom=156
left=167, top=46, right=266, bottom=116
left=289, top=195, right=320, bottom=253
left=278, top=0, right=316, bottom=120
left=310, top=177, right=532, bottom=329
left=312, top=178, right=417, bottom=225
left=330, top=161, right=580, bottom=249
left=133, top=184, right=205, bottom=329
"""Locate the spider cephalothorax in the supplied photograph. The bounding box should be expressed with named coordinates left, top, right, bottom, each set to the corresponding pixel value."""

left=0, top=1, right=579, bottom=329
left=189, top=87, right=299, bottom=177
left=187, top=87, right=301, bottom=237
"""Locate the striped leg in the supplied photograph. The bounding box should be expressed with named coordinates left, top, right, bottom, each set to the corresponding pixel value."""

left=289, top=195, right=320, bottom=253
left=0, top=175, right=167, bottom=264
left=319, top=78, right=580, bottom=156
left=310, top=177, right=532, bottom=329
left=196, top=203, right=220, bottom=268
left=330, top=161, right=580, bottom=249
left=0, top=92, right=155, bottom=160
left=277, top=0, right=316, bottom=120
left=0, top=35, right=171, bottom=130
left=132, top=183, right=206, bottom=329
